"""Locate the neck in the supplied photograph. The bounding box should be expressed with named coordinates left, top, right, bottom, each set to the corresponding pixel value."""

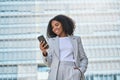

left=59, top=34, right=68, bottom=37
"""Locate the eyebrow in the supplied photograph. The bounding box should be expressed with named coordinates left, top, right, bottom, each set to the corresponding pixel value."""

left=55, top=23, right=59, bottom=25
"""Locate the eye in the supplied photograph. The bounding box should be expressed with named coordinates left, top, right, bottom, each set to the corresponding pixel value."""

left=55, top=23, right=59, bottom=26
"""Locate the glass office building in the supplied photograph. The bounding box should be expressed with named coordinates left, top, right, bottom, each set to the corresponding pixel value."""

left=0, top=0, right=120, bottom=80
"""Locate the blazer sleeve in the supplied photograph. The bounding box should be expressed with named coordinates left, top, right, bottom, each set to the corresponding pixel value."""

left=78, top=37, right=88, bottom=73
left=42, top=38, right=53, bottom=67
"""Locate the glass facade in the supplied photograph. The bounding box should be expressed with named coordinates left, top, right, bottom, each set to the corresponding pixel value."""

left=0, top=0, right=120, bottom=80
left=0, top=0, right=38, bottom=80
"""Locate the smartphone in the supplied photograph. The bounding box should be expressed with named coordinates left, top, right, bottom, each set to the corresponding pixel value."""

left=37, top=35, right=49, bottom=49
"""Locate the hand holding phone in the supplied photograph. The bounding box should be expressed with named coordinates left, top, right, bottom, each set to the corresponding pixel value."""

left=38, top=35, right=49, bottom=49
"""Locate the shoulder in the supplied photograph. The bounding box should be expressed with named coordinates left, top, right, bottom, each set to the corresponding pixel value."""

left=70, top=35, right=83, bottom=43
left=47, top=37, right=57, bottom=43
left=71, top=35, right=81, bottom=40
left=47, top=37, right=57, bottom=41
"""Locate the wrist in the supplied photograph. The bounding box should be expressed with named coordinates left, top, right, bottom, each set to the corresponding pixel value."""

left=42, top=52, right=48, bottom=56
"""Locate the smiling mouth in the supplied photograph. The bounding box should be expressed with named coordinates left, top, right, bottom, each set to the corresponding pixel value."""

left=54, top=30, right=59, bottom=33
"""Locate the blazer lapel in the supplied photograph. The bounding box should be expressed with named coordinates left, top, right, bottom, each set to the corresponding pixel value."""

left=53, top=36, right=60, bottom=59
left=69, top=36, right=78, bottom=60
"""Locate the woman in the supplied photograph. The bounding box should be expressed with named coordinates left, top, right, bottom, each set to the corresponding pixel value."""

left=39, top=14, right=88, bottom=80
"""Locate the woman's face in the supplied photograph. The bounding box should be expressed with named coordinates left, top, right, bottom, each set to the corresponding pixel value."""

left=51, top=20, right=66, bottom=37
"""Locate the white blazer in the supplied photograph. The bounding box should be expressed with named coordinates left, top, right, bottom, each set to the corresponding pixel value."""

left=42, top=36, right=88, bottom=80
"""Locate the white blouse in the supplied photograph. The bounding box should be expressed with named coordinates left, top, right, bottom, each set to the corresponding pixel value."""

left=59, top=37, right=75, bottom=62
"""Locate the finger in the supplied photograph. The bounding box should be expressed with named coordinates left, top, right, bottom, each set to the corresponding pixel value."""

left=40, top=41, right=44, bottom=49
left=74, top=67, right=79, bottom=69
left=43, top=44, right=48, bottom=49
left=42, top=41, right=46, bottom=45
left=40, top=41, right=44, bottom=45
left=40, top=41, right=45, bottom=47
left=40, top=41, right=43, bottom=47
left=40, top=41, right=47, bottom=49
